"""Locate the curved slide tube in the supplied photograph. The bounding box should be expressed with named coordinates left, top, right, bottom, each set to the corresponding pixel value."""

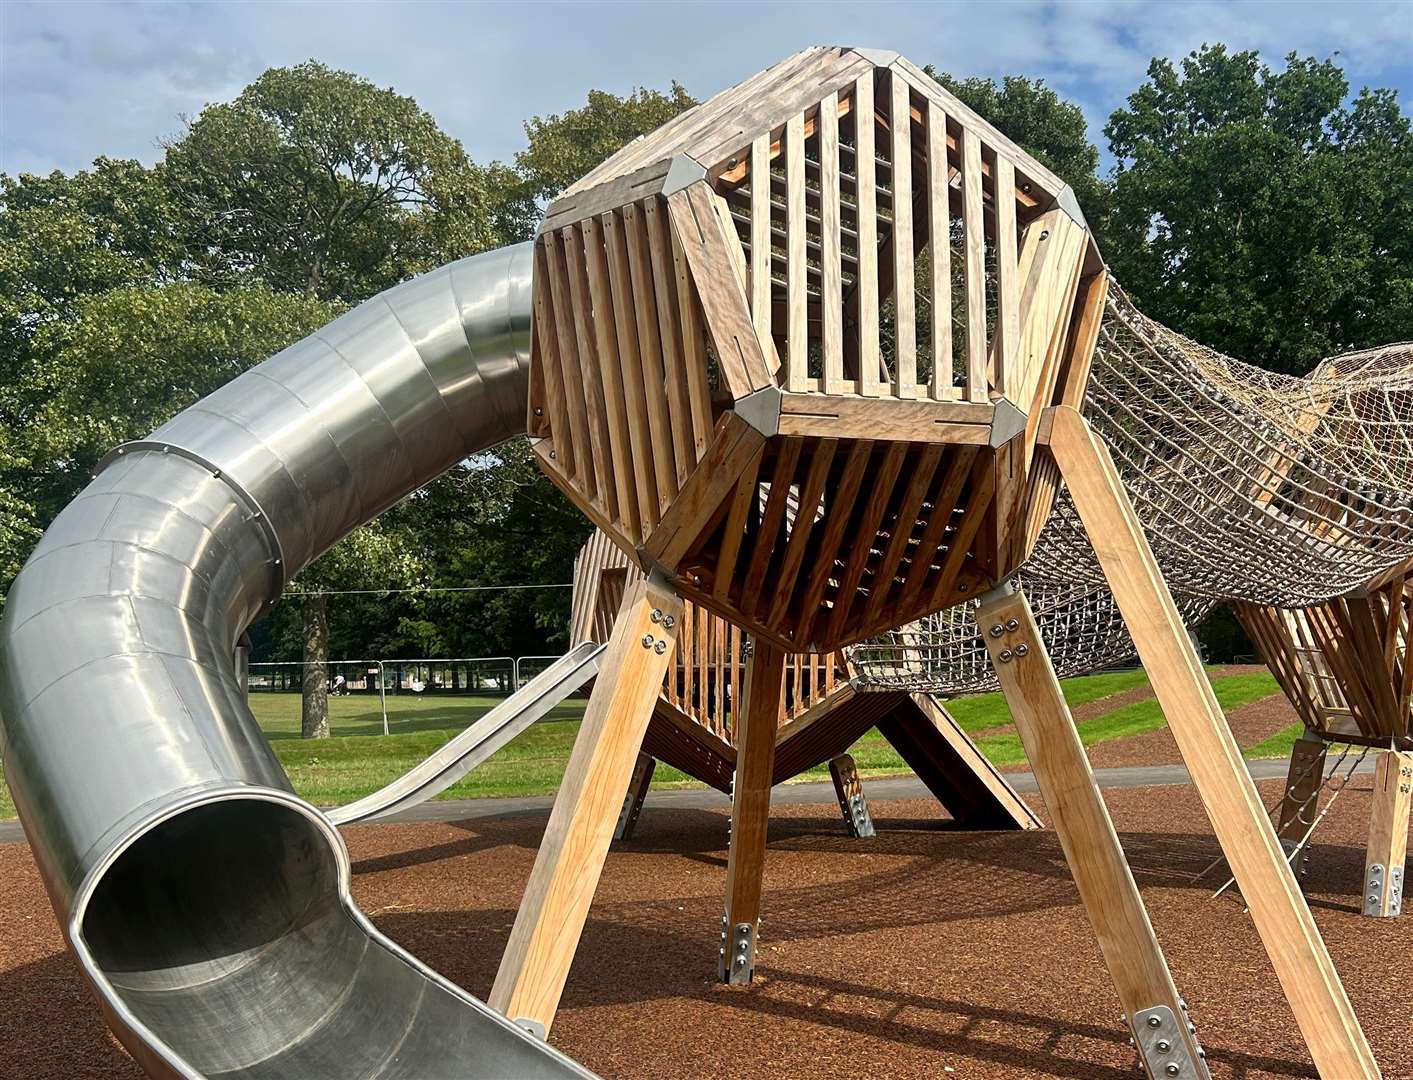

left=0, top=243, right=595, bottom=1078
left=329, top=641, right=605, bottom=825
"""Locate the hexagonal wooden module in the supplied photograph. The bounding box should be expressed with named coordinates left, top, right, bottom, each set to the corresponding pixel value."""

left=527, top=45, right=1106, bottom=654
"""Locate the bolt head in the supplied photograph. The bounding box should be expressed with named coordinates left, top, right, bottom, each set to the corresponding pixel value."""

left=1165, top=1065, right=1180, bottom=1076
left=989, top=623, right=1005, bottom=638
left=642, top=634, right=654, bottom=648
left=1005, top=618, right=1019, bottom=631
left=998, top=649, right=1013, bottom=663
left=1147, top=1016, right=1162, bottom=1028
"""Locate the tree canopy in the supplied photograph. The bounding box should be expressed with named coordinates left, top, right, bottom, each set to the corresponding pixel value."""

left=2, top=47, right=1409, bottom=671
left=1105, top=46, right=1413, bottom=372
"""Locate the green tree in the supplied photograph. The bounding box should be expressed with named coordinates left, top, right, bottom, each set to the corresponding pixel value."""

left=927, top=68, right=1111, bottom=242
left=163, top=61, right=503, bottom=300
left=497, top=83, right=698, bottom=238
left=1104, top=46, right=1413, bottom=372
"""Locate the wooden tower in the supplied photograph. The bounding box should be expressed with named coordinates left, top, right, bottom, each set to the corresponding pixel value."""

left=491, top=47, right=1382, bottom=1079
left=1237, top=559, right=1413, bottom=917
left=570, top=528, right=1040, bottom=837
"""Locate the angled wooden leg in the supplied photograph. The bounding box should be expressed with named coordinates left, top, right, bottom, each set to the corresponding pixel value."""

left=1047, top=404, right=1380, bottom=1078
left=977, top=584, right=1210, bottom=1079
left=720, top=638, right=786, bottom=984
left=1279, top=730, right=1327, bottom=879
left=614, top=752, right=656, bottom=841
left=828, top=753, right=875, bottom=838
left=490, top=573, right=682, bottom=1034
left=1363, top=750, right=1411, bottom=917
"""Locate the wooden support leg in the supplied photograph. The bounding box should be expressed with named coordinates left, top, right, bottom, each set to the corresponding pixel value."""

left=1047, top=404, right=1380, bottom=1078
left=877, top=693, right=1043, bottom=830
left=977, top=584, right=1210, bottom=1079
left=828, top=753, right=875, bottom=838
left=490, top=574, right=682, bottom=1034
left=1279, top=730, right=1328, bottom=879
left=614, top=752, right=656, bottom=841
left=721, top=639, right=786, bottom=984
left=1363, top=750, right=1412, bottom=917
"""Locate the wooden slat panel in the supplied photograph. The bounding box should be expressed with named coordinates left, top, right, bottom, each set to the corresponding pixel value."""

left=819, top=90, right=846, bottom=393
left=531, top=239, right=574, bottom=474
left=863, top=443, right=943, bottom=625
left=796, top=440, right=874, bottom=646
left=767, top=438, right=838, bottom=632
left=960, top=126, right=987, bottom=402
left=672, top=217, right=714, bottom=463
left=647, top=413, right=767, bottom=569
left=621, top=202, right=678, bottom=512
left=562, top=225, right=618, bottom=513
left=713, top=444, right=765, bottom=604
left=890, top=73, right=916, bottom=399
left=742, top=438, right=804, bottom=621
left=601, top=210, right=660, bottom=528
left=583, top=214, right=644, bottom=541
left=542, top=233, right=595, bottom=497
left=825, top=442, right=908, bottom=644
left=666, top=184, right=776, bottom=398
left=854, top=72, right=882, bottom=397
left=785, top=111, right=809, bottom=392
left=749, top=134, right=773, bottom=363
left=926, top=98, right=954, bottom=401
left=927, top=451, right=996, bottom=610
left=644, top=197, right=695, bottom=486
left=991, top=153, right=1019, bottom=399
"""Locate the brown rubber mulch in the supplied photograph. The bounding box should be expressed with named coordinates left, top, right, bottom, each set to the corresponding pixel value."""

left=2, top=776, right=1411, bottom=1079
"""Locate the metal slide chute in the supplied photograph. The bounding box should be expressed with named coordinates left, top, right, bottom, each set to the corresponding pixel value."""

left=0, top=242, right=595, bottom=1078
left=329, top=640, right=605, bottom=825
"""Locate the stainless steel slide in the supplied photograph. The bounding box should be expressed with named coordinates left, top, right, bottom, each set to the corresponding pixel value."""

left=329, top=641, right=605, bottom=825
left=0, top=242, right=597, bottom=1078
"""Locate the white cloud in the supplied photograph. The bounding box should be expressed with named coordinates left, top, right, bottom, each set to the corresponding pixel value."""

left=2, top=0, right=1408, bottom=178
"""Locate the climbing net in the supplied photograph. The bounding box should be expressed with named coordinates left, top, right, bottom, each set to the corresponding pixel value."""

left=851, top=287, right=1413, bottom=693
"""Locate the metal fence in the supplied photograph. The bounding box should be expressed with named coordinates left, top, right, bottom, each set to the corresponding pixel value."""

left=247, top=654, right=572, bottom=735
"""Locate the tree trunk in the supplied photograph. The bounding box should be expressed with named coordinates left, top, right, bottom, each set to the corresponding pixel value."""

left=301, top=595, right=330, bottom=739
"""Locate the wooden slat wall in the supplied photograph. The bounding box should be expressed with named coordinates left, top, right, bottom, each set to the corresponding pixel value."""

left=710, top=62, right=1040, bottom=410
left=530, top=193, right=732, bottom=544
left=1237, top=570, right=1413, bottom=747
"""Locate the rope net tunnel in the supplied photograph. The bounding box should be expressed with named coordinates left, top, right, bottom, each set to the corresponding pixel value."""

left=851, top=286, right=1413, bottom=694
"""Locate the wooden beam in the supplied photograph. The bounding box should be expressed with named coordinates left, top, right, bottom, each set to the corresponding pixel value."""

left=1363, top=749, right=1411, bottom=917
left=721, top=638, right=787, bottom=984
left=490, top=573, right=682, bottom=1033
left=1278, top=730, right=1327, bottom=880
left=614, top=752, right=657, bottom=842
left=1045, top=404, right=1380, bottom=1079
left=829, top=753, right=875, bottom=838
left=975, top=582, right=1208, bottom=1073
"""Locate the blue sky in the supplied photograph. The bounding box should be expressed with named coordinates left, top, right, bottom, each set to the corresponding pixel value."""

left=4, top=0, right=1411, bottom=179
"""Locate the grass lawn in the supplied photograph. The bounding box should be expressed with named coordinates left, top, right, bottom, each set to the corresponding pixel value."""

left=0, top=668, right=1283, bottom=820
left=1244, top=722, right=1307, bottom=761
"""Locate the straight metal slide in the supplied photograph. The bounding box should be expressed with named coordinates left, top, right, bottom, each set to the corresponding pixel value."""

left=329, top=641, right=605, bottom=825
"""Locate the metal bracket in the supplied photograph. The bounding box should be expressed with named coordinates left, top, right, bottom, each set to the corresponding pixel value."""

left=1132, top=1004, right=1208, bottom=1079
left=989, top=397, right=1028, bottom=448
left=719, top=919, right=756, bottom=984
left=734, top=385, right=782, bottom=436
left=514, top=1018, right=547, bottom=1041
left=840, top=790, right=876, bottom=838
left=1364, top=862, right=1403, bottom=916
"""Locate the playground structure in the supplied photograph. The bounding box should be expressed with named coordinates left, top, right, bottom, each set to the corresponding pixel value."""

left=0, top=43, right=1409, bottom=1080
left=570, top=529, right=1039, bottom=843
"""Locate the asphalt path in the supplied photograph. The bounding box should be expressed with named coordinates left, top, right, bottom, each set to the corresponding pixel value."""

left=0, top=756, right=1370, bottom=844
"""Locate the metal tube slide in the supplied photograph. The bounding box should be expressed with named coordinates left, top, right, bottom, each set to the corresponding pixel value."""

left=0, top=242, right=595, bottom=1078
left=329, top=641, right=606, bottom=825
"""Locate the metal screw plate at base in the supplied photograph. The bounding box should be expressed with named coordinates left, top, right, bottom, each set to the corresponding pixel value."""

left=1133, top=1005, right=1208, bottom=1079
left=719, top=920, right=755, bottom=984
